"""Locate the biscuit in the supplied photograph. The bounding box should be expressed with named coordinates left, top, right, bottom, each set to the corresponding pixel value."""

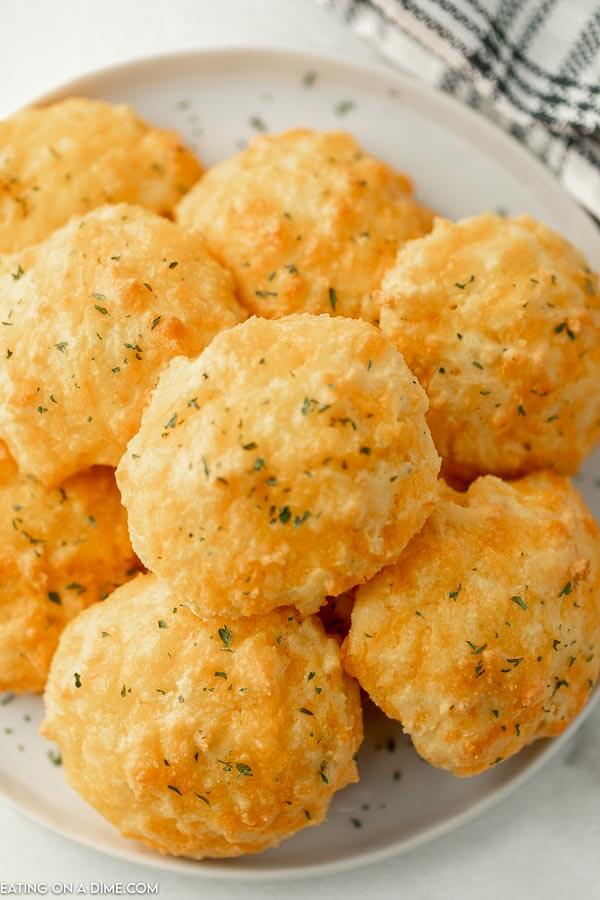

left=0, top=203, right=244, bottom=485
left=42, top=574, right=363, bottom=859
left=117, top=314, right=440, bottom=617
left=378, top=213, right=600, bottom=479
left=0, top=98, right=202, bottom=252
left=344, top=471, right=600, bottom=776
left=177, top=129, right=433, bottom=320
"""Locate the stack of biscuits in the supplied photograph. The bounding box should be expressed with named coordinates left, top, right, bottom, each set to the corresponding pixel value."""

left=0, top=98, right=599, bottom=859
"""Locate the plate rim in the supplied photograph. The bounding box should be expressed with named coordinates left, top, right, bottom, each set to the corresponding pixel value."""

left=2, top=44, right=599, bottom=881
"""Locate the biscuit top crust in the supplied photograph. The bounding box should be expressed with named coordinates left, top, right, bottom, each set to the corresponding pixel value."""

left=42, top=574, right=362, bottom=859
left=0, top=203, right=244, bottom=485
left=177, top=128, right=433, bottom=320
left=117, top=313, right=440, bottom=617
left=0, top=98, right=203, bottom=252
left=379, top=212, right=600, bottom=479
left=344, top=471, right=600, bottom=776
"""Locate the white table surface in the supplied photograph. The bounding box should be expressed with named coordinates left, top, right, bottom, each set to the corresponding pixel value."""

left=1, top=1, right=599, bottom=897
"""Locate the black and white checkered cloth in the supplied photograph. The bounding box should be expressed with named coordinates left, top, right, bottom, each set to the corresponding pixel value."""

left=320, top=0, right=600, bottom=219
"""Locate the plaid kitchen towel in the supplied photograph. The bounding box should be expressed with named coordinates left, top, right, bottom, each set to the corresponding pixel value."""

left=319, top=0, right=600, bottom=220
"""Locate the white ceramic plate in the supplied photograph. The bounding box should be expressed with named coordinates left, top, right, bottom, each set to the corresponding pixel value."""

left=1, top=47, right=599, bottom=881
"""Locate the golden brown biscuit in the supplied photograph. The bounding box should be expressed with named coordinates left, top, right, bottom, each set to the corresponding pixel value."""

left=117, top=314, right=440, bottom=618
left=0, top=203, right=244, bottom=485
left=0, top=442, right=139, bottom=692
left=378, top=213, right=600, bottom=480
left=344, top=471, right=600, bottom=776
left=177, top=129, right=433, bottom=320
left=0, top=98, right=202, bottom=252
left=42, top=574, right=362, bottom=859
